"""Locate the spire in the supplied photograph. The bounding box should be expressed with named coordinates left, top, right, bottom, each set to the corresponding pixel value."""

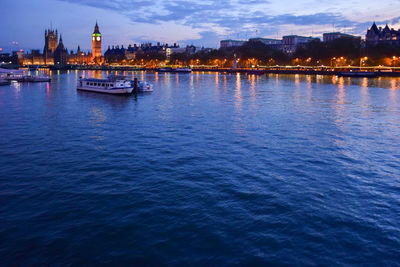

left=371, top=22, right=379, bottom=33
left=77, top=45, right=81, bottom=53
left=59, top=34, right=63, bottom=43
left=93, top=21, right=100, bottom=34
left=384, top=24, right=390, bottom=31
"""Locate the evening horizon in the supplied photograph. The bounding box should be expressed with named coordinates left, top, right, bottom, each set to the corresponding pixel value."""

left=1, top=0, right=400, bottom=52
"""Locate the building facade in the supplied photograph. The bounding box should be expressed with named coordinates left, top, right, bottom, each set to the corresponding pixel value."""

left=104, top=42, right=189, bottom=64
left=366, top=23, right=400, bottom=46
left=282, top=35, right=319, bottom=54
left=323, top=32, right=361, bottom=43
left=249, top=37, right=282, bottom=47
left=220, top=40, right=247, bottom=48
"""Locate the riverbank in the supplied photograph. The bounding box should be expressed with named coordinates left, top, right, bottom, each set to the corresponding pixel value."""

left=14, top=64, right=400, bottom=77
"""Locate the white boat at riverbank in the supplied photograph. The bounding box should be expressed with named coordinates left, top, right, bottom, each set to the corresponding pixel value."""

left=4, top=75, right=51, bottom=82
left=0, top=72, right=9, bottom=86
left=0, top=78, right=9, bottom=86
left=137, top=81, right=153, bottom=92
left=77, top=76, right=134, bottom=95
left=0, top=68, right=51, bottom=82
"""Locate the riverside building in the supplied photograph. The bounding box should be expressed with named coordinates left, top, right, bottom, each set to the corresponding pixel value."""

left=366, top=23, right=400, bottom=46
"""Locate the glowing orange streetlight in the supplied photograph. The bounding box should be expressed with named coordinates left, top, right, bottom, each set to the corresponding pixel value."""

left=393, top=56, right=398, bottom=67
left=360, top=57, right=368, bottom=68
left=331, top=57, right=336, bottom=68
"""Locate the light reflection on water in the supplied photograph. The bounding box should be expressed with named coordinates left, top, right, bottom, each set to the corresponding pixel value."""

left=1, top=71, right=399, bottom=265
left=234, top=73, right=242, bottom=110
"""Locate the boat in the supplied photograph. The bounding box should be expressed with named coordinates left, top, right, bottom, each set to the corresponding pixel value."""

left=158, top=67, right=192, bottom=73
left=245, top=69, right=266, bottom=75
left=175, top=68, right=192, bottom=73
left=0, top=78, right=9, bottom=86
left=0, top=68, right=51, bottom=82
left=137, top=81, right=153, bottom=92
left=0, top=73, right=9, bottom=86
left=4, top=75, right=51, bottom=82
left=338, top=71, right=378, bottom=78
left=77, top=76, right=134, bottom=95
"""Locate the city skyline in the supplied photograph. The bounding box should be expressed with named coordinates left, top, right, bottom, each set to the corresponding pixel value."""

left=1, top=0, right=400, bottom=52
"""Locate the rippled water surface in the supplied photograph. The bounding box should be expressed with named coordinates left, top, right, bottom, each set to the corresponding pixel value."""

left=0, top=71, right=400, bottom=265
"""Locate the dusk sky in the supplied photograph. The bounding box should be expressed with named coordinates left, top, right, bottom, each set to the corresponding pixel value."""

left=1, top=0, right=400, bottom=52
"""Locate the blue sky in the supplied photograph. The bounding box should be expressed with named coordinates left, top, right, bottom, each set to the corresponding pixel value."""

left=1, top=0, right=400, bottom=52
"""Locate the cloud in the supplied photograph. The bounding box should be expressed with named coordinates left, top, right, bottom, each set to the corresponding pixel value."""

left=52, top=0, right=400, bottom=46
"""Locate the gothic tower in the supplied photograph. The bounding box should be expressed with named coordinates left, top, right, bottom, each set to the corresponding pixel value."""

left=92, top=22, right=102, bottom=60
left=44, top=28, right=58, bottom=64
left=54, top=35, right=68, bottom=66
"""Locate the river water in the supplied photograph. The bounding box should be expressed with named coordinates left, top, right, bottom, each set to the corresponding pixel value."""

left=0, top=71, right=399, bottom=265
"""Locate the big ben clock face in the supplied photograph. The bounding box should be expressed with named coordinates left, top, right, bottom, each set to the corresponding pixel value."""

left=92, top=37, right=95, bottom=41
left=96, top=37, right=101, bottom=41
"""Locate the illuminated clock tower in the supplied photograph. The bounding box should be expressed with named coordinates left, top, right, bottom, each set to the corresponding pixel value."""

left=92, top=22, right=102, bottom=60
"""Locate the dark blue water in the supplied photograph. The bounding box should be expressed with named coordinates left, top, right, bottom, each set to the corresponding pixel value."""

left=0, top=71, right=399, bottom=265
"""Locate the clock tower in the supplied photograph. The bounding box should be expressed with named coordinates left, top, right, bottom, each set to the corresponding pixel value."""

left=92, top=22, right=102, bottom=60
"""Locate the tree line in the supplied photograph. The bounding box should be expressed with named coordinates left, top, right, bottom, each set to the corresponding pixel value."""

left=168, top=38, right=400, bottom=67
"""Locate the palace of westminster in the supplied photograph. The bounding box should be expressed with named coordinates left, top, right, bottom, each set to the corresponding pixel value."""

left=20, top=22, right=103, bottom=66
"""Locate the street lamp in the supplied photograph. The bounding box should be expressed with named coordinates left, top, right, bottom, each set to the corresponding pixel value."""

left=360, top=57, right=368, bottom=68
left=331, top=57, right=336, bottom=68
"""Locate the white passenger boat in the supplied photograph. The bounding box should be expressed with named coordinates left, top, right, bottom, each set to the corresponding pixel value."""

left=77, top=76, right=134, bottom=95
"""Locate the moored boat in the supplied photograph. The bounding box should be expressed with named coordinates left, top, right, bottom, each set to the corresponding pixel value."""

left=77, top=76, right=134, bottom=95
left=338, top=71, right=378, bottom=78
left=4, top=75, right=51, bottom=82
left=0, top=79, right=9, bottom=86
left=175, top=68, right=192, bottom=73
left=1, top=68, right=51, bottom=82
left=158, top=67, right=192, bottom=73
left=137, top=81, right=153, bottom=92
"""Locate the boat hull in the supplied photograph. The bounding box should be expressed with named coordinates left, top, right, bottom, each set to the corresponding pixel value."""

left=338, top=72, right=378, bottom=78
left=0, top=79, right=9, bottom=86
left=77, top=86, right=134, bottom=95
left=5, top=76, right=51, bottom=82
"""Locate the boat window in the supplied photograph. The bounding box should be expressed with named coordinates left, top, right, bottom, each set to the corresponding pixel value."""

left=102, top=83, right=105, bottom=86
